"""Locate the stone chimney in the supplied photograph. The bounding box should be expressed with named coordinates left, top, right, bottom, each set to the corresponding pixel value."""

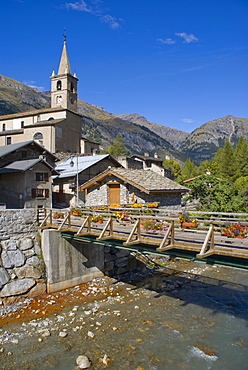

left=154, top=153, right=158, bottom=158
left=144, top=152, right=149, bottom=157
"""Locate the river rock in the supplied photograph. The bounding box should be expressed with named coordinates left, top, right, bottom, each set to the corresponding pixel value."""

left=76, top=355, right=91, bottom=369
left=1, top=249, right=25, bottom=268
left=14, top=265, right=42, bottom=279
left=0, top=278, right=36, bottom=297
left=19, top=238, right=33, bottom=251
left=0, top=267, right=10, bottom=288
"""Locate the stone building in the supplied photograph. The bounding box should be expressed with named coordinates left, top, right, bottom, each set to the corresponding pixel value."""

left=0, top=141, right=58, bottom=208
left=0, top=40, right=99, bottom=155
left=53, top=154, right=122, bottom=207
left=79, top=168, right=188, bottom=208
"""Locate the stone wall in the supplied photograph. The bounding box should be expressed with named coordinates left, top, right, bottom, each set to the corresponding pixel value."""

left=0, top=210, right=46, bottom=303
left=104, top=246, right=144, bottom=277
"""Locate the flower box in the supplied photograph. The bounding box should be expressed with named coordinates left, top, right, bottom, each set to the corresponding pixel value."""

left=182, top=222, right=197, bottom=228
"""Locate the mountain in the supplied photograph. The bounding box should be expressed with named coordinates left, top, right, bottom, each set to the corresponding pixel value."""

left=0, top=75, right=50, bottom=115
left=0, top=75, right=186, bottom=162
left=115, top=113, right=189, bottom=149
left=1, top=74, right=247, bottom=164
left=180, top=115, right=248, bottom=163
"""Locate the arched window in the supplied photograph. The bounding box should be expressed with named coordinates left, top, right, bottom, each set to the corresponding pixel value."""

left=48, top=117, right=54, bottom=120
left=33, top=132, right=43, bottom=140
left=2, top=123, right=5, bottom=131
left=70, top=82, right=74, bottom=92
left=57, top=80, right=62, bottom=90
left=33, top=132, right=44, bottom=145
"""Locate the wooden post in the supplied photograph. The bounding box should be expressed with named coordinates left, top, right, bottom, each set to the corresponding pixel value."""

left=76, top=216, right=91, bottom=235
left=156, top=220, right=175, bottom=251
left=49, top=209, right=52, bottom=226
left=97, top=217, right=114, bottom=241
left=123, top=218, right=141, bottom=246
left=196, top=223, right=215, bottom=258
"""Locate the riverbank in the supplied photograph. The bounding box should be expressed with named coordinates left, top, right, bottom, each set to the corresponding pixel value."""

left=1, top=259, right=248, bottom=369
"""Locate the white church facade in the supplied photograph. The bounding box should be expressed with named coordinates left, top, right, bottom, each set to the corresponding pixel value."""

left=0, top=40, right=97, bottom=155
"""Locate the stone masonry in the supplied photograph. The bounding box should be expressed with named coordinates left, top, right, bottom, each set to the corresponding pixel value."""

left=0, top=210, right=46, bottom=303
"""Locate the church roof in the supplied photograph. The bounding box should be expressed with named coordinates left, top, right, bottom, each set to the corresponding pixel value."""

left=58, top=41, right=72, bottom=75
left=0, top=107, right=82, bottom=120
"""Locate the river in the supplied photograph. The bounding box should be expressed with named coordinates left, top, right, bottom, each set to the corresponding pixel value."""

left=0, top=259, right=248, bottom=370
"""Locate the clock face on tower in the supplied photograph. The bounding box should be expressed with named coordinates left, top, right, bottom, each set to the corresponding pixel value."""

left=57, top=96, right=62, bottom=105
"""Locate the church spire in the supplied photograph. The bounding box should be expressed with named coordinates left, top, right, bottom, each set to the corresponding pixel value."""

left=58, top=32, right=72, bottom=75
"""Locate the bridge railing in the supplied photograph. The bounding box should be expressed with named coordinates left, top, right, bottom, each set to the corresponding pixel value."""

left=37, top=208, right=248, bottom=260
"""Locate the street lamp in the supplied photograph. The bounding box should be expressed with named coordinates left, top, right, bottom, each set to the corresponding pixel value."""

left=70, top=155, right=79, bottom=207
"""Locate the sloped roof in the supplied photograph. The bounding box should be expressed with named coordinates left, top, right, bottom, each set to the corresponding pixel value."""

left=131, top=154, right=164, bottom=163
left=0, top=140, right=59, bottom=160
left=79, top=168, right=189, bottom=193
left=0, top=107, right=82, bottom=120
left=54, top=154, right=121, bottom=179
left=0, top=158, right=58, bottom=174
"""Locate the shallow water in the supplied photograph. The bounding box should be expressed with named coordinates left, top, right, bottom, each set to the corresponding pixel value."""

left=1, top=260, right=248, bottom=370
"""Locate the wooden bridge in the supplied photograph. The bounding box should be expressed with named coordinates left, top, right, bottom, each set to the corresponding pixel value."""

left=38, top=208, right=248, bottom=265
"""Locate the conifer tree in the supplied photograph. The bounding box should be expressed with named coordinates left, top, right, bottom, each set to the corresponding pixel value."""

left=214, top=140, right=237, bottom=182
left=235, top=137, right=248, bottom=178
left=108, top=133, right=127, bottom=156
left=176, top=158, right=199, bottom=183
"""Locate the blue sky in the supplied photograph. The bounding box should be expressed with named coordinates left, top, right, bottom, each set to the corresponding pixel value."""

left=0, top=0, right=247, bottom=133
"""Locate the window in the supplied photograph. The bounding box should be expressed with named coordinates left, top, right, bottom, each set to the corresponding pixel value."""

left=57, top=80, right=62, bottom=90
left=33, top=132, right=43, bottom=145
left=32, top=188, right=49, bottom=198
left=35, top=172, right=48, bottom=182
left=33, top=132, right=43, bottom=140
left=21, top=121, right=24, bottom=128
left=2, top=123, right=5, bottom=131
left=6, top=137, right=11, bottom=145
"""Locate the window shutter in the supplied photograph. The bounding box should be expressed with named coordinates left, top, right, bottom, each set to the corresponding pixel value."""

left=32, top=189, right=36, bottom=198
left=45, top=189, right=49, bottom=198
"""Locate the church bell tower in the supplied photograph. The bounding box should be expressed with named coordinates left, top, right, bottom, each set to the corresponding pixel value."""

left=50, top=36, right=78, bottom=111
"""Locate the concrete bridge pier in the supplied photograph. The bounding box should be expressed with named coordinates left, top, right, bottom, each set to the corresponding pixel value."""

left=41, top=229, right=105, bottom=293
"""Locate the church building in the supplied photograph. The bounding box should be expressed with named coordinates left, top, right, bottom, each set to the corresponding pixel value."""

left=0, top=39, right=90, bottom=155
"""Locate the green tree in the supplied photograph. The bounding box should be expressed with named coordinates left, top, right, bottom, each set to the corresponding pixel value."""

left=162, top=159, right=181, bottom=178
left=176, top=158, right=199, bottom=183
left=235, top=176, right=248, bottom=196
left=214, top=140, right=237, bottom=182
left=186, top=175, right=247, bottom=212
left=198, top=160, right=220, bottom=176
left=108, top=133, right=127, bottom=156
left=235, top=137, right=248, bottom=178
